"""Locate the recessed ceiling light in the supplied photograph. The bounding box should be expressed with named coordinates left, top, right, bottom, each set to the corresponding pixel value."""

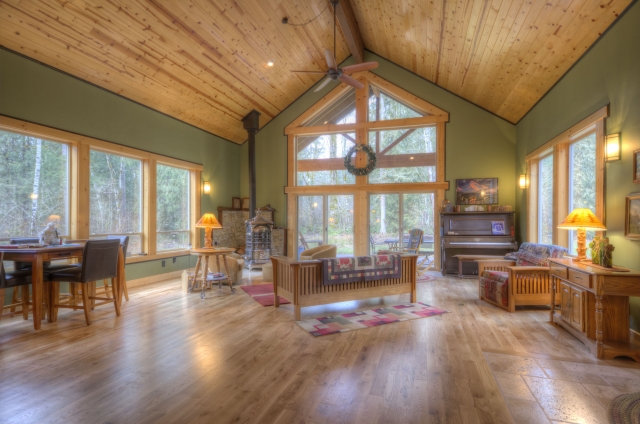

left=410, top=156, right=414, bottom=160
left=267, top=60, right=274, bottom=67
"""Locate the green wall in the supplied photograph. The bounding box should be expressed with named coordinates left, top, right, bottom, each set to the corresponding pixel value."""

left=0, top=48, right=242, bottom=281
left=516, top=1, right=640, bottom=330
left=241, top=51, right=517, bottom=228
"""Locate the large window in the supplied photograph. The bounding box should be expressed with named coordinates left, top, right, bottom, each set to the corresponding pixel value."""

left=0, top=117, right=202, bottom=263
left=156, top=164, right=191, bottom=251
left=526, top=107, right=605, bottom=253
left=0, top=130, right=69, bottom=240
left=538, top=153, right=554, bottom=244
left=568, top=132, right=597, bottom=254
left=89, top=150, right=142, bottom=254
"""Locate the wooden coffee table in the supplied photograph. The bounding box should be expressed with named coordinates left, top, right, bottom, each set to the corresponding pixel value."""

left=453, top=254, right=507, bottom=278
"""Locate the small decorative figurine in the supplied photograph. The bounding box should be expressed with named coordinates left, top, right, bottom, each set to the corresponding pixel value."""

left=38, top=222, right=60, bottom=246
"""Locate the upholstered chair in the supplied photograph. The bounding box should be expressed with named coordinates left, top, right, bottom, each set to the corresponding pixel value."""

left=208, top=252, right=244, bottom=284
left=477, top=242, right=568, bottom=312
left=299, top=245, right=337, bottom=260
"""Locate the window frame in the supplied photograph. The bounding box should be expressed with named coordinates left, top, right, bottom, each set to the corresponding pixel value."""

left=0, top=116, right=203, bottom=264
left=525, top=106, right=607, bottom=250
left=284, top=72, right=449, bottom=266
left=0, top=131, right=72, bottom=242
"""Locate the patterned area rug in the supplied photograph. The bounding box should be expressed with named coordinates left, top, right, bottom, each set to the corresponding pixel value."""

left=608, top=391, right=640, bottom=424
left=296, top=302, right=449, bottom=337
left=417, top=274, right=437, bottom=283
left=240, top=284, right=290, bottom=307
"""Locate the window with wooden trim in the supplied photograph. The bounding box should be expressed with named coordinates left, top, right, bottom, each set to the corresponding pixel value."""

left=156, top=164, right=191, bottom=251
left=0, top=117, right=202, bottom=263
left=89, top=150, right=143, bottom=254
left=525, top=106, right=607, bottom=254
left=285, top=72, right=449, bottom=261
left=0, top=129, right=69, bottom=241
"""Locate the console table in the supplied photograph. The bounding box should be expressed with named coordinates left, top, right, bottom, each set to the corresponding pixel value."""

left=549, top=258, right=640, bottom=362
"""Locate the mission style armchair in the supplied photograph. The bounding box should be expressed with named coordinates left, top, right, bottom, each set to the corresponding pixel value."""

left=476, top=242, right=568, bottom=312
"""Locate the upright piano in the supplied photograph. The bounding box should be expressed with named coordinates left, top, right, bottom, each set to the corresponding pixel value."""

left=440, top=211, right=518, bottom=276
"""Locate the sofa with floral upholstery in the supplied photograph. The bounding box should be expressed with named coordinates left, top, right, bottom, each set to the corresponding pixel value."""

left=476, top=242, right=568, bottom=312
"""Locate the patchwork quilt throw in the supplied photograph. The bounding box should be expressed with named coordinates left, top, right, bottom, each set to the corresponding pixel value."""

left=321, top=254, right=402, bottom=285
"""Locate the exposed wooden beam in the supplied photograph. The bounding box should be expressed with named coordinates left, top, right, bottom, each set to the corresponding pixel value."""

left=285, top=115, right=447, bottom=136
left=379, top=129, right=416, bottom=155
left=285, top=181, right=450, bottom=194
left=297, top=152, right=436, bottom=172
left=332, top=0, right=364, bottom=63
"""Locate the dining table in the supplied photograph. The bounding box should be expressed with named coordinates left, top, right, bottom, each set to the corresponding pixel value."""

left=0, top=242, right=125, bottom=330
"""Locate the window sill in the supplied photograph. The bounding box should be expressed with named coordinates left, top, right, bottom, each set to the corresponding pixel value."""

left=126, top=250, right=192, bottom=265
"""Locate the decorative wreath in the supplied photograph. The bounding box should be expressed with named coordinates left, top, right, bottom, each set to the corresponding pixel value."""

left=343, top=144, right=377, bottom=176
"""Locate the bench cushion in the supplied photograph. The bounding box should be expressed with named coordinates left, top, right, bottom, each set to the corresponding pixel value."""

left=479, top=270, right=509, bottom=308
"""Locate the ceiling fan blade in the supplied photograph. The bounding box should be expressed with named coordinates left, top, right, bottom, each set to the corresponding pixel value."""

left=291, top=70, right=328, bottom=75
left=314, top=76, right=333, bottom=92
left=324, top=49, right=337, bottom=70
left=338, top=74, right=364, bottom=90
left=341, top=61, right=379, bottom=74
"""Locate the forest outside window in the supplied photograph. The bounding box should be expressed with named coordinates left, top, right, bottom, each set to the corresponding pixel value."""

left=525, top=107, right=605, bottom=253
left=89, top=150, right=142, bottom=255
left=156, top=164, right=191, bottom=251
left=0, top=129, right=69, bottom=241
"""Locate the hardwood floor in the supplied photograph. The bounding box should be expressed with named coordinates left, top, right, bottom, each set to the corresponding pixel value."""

left=1, top=272, right=638, bottom=423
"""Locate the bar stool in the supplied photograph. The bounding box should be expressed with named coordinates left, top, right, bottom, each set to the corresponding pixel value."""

left=49, top=239, right=121, bottom=325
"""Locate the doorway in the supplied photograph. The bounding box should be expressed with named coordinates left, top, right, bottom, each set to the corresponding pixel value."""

left=297, top=194, right=354, bottom=257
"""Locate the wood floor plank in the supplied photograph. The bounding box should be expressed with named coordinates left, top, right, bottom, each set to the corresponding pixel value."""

left=3, top=272, right=635, bottom=423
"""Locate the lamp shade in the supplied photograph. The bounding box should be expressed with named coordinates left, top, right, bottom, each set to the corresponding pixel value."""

left=557, top=208, right=606, bottom=230
left=195, top=213, right=222, bottom=229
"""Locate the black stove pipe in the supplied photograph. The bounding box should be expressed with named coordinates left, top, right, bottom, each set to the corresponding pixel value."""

left=242, top=110, right=261, bottom=219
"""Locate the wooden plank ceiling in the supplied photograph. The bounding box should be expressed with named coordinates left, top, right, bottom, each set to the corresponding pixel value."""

left=0, top=0, right=633, bottom=143
left=349, top=0, right=632, bottom=123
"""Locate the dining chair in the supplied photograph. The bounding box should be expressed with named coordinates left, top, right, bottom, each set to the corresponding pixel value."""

left=0, top=252, right=37, bottom=321
left=298, top=232, right=310, bottom=251
left=48, top=239, right=121, bottom=325
left=104, top=235, right=129, bottom=302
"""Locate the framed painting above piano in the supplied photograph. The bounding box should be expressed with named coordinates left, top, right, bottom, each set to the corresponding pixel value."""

left=440, top=211, right=518, bottom=276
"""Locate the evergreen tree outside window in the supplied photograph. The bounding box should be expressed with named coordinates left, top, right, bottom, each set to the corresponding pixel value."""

left=569, top=133, right=597, bottom=255
left=157, top=164, right=190, bottom=251
left=538, top=154, right=554, bottom=244
left=89, top=150, right=142, bottom=254
left=0, top=130, right=68, bottom=240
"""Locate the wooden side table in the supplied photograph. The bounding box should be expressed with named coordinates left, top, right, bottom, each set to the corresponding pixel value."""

left=189, top=248, right=236, bottom=297
left=549, top=258, right=640, bottom=362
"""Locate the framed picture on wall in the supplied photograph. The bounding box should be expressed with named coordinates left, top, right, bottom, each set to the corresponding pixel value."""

left=455, top=178, right=498, bottom=205
left=231, top=197, right=241, bottom=209
left=241, top=197, right=250, bottom=210
left=633, top=149, right=640, bottom=184
left=625, top=192, right=640, bottom=240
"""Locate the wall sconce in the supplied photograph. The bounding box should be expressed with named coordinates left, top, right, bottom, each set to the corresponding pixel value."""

left=605, top=133, right=621, bottom=162
left=203, top=181, right=211, bottom=194
left=518, top=174, right=527, bottom=190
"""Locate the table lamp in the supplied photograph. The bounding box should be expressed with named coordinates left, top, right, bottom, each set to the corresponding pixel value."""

left=195, top=213, right=222, bottom=248
left=558, top=208, right=606, bottom=261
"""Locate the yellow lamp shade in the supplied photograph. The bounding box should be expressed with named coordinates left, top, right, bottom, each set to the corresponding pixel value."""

left=195, top=213, right=222, bottom=228
left=557, top=208, right=606, bottom=230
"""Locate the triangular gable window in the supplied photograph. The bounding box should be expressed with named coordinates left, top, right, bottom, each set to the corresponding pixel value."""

left=368, top=86, right=424, bottom=121
left=303, top=87, right=356, bottom=127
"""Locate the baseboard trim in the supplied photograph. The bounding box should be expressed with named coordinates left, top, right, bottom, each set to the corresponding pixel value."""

left=127, top=270, right=184, bottom=289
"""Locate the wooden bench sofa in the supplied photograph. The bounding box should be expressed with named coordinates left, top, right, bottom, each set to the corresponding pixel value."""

left=270, top=255, right=418, bottom=320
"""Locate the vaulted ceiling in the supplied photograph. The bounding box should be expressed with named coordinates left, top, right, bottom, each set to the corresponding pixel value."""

left=0, top=0, right=633, bottom=144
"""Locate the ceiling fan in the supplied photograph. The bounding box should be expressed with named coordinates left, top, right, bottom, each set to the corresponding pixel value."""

left=290, top=0, right=378, bottom=92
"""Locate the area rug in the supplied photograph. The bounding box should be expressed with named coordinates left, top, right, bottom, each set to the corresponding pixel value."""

left=240, top=284, right=290, bottom=307
left=417, top=274, right=437, bottom=283
left=608, top=391, right=640, bottom=424
left=296, top=302, right=449, bottom=337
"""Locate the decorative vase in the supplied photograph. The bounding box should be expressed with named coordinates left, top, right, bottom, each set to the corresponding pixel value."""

left=600, top=250, right=613, bottom=268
